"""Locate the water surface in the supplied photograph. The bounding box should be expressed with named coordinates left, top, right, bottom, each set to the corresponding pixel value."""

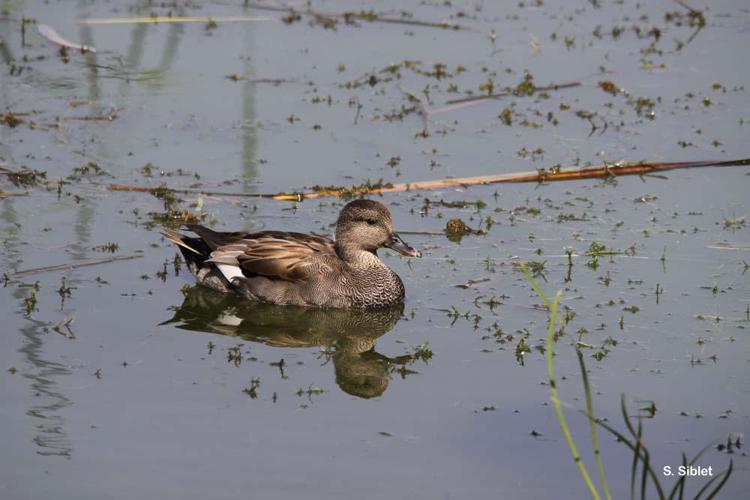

left=1, top=1, right=748, bottom=498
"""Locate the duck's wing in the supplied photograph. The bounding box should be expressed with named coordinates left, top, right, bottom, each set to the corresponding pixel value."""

left=204, top=230, right=336, bottom=283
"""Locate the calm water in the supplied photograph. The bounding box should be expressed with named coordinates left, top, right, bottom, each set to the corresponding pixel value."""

left=1, top=1, right=748, bottom=498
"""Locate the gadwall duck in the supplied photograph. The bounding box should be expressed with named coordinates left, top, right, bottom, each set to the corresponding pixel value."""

left=161, top=199, right=421, bottom=308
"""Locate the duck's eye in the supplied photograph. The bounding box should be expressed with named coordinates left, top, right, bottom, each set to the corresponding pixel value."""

left=365, top=218, right=377, bottom=225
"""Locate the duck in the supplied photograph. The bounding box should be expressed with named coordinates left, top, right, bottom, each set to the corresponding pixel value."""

left=161, top=199, right=421, bottom=308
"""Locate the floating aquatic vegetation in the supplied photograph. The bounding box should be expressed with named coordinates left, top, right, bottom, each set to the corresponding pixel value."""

left=515, top=336, right=531, bottom=366
left=722, top=217, right=745, bottom=230
left=243, top=377, right=261, bottom=399
left=445, top=218, right=470, bottom=239
left=51, top=316, right=75, bottom=339
left=92, top=243, right=120, bottom=253
left=69, top=162, right=110, bottom=180
left=598, top=80, right=620, bottom=95
left=307, top=179, right=394, bottom=200
left=56, top=277, right=74, bottom=309
left=0, top=166, right=47, bottom=188
left=0, top=111, right=25, bottom=128
left=411, top=342, right=433, bottom=363
left=296, top=384, right=326, bottom=402
left=23, top=284, right=39, bottom=316
left=525, top=260, right=547, bottom=281
left=586, top=241, right=620, bottom=270
left=227, top=344, right=244, bottom=367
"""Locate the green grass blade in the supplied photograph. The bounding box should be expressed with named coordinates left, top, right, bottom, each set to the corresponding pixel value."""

left=521, top=264, right=600, bottom=500
left=583, top=412, right=666, bottom=499
left=638, top=420, right=650, bottom=500
left=670, top=453, right=687, bottom=500
left=694, top=460, right=732, bottom=500
left=618, top=396, right=666, bottom=499
left=577, top=349, right=612, bottom=500
left=686, top=439, right=721, bottom=467
left=621, top=394, right=638, bottom=440
left=521, top=263, right=554, bottom=310
left=630, top=415, right=641, bottom=500
left=668, top=440, right=719, bottom=500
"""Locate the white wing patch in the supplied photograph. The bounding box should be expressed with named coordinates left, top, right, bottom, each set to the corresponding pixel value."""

left=216, top=264, right=244, bottom=282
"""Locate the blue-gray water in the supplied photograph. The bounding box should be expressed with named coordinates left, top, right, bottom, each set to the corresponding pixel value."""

left=1, top=1, right=748, bottom=498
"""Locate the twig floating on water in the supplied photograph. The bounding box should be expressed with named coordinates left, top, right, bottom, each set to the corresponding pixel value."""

left=344, top=11, right=466, bottom=30
left=80, top=16, right=272, bottom=25
left=403, top=82, right=580, bottom=122
left=226, top=75, right=291, bottom=85
left=38, top=24, right=96, bottom=52
left=272, top=158, right=750, bottom=200
left=51, top=316, right=76, bottom=339
left=105, top=158, right=750, bottom=201
left=64, top=108, right=119, bottom=122
left=398, top=85, right=429, bottom=132
left=10, top=252, right=144, bottom=278
left=107, top=184, right=282, bottom=198
left=398, top=230, right=444, bottom=236
left=0, top=190, right=29, bottom=199
left=444, top=81, right=581, bottom=105
left=243, top=2, right=468, bottom=30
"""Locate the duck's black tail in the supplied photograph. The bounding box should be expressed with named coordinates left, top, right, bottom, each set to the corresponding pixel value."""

left=161, top=228, right=213, bottom=276
left=161, top=227, right=236, bottom=293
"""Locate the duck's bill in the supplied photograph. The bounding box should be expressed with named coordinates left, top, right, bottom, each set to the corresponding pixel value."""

left=385, top=233, right=422, bottom=258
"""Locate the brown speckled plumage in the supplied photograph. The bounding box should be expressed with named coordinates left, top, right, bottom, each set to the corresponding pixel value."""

left=161, top=199, right=421, bottom=308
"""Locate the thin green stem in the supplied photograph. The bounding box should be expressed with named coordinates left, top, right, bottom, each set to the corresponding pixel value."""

left=577, top=349, right=612, bottom=500
left=521, top=264, right=600, bottom=500
left=522, top=263, right=553, bottom=310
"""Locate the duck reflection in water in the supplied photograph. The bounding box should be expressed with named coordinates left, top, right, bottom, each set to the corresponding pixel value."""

left=163, top=286, right=422, bottom=399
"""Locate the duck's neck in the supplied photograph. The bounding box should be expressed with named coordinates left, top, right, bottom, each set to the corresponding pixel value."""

left=336, top=244, right=404, bottom=307
left=336, top=242, right=405, bottom=307
left=335, top=243, right=384, bottom=268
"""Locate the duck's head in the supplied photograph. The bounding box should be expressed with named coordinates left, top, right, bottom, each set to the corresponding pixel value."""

left=335, top=199, right=421, bottom=257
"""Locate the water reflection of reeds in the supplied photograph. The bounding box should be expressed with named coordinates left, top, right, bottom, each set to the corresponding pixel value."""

left=19, top=321, right=74, bottom=458
left=2, top=0, right=263, bottom=460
